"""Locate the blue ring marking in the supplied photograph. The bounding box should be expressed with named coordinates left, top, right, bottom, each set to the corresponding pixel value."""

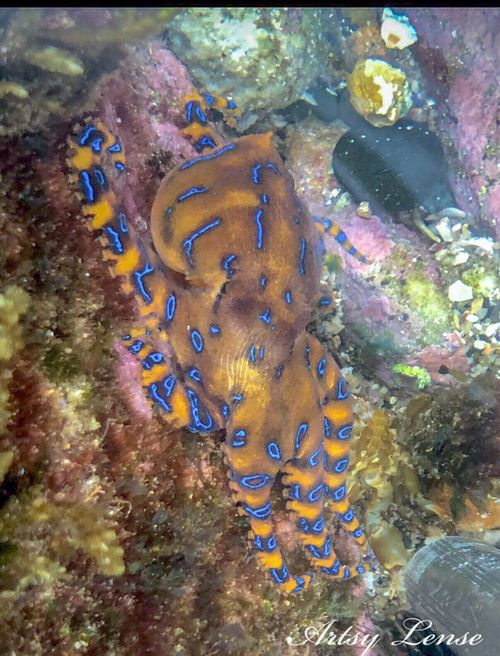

left=297, top=517, right=310, bottom=532
left=244, top=503, right=271, bottom=519
left=240, top=474, right=270, bottom=489
left=79, top=170, right=95, bottom=203
left=185, top=101, right=194, bottom=124
left=338, top=424, right=353, bottom=440
left=93, top=165, right=107, bottom=188
left=284, top=290, right=292, bottom=305
left=308, top=444, right=323, bottom=467
left=209, top=323, right=221, bottom=335
left=360, top=255, right=368, bottom=264
left=187, top=367, right=202, bottom=383
left=183, top=218, right=222, bottom=267
left=352, top=528, right=364, bottom=538
left=292, top=577, right=305, bottom=593
left=107, top=141, right=122, bottom=154
left=334, top=458, right=349, bottom=473
left=319, top=296, right=332, bottom=306
left=267, top=162, right=280, bottom=175
left=322, top=218, right=332, bottom=231
left=121, top=334, right=131, bottom=341
left=165, top=294, right=177, bottom=322
left=295, top=422, right=309, bottom=451
left=231, top=428, right=247, bottom=447
left=185, top=386, right=213, bottom=432
left=275, top=364, right=284, bottom=379
left=133, top=261, right=154, bottom=304
left=227, top=99, right=237, bottom=109
left=322, top=560, right=341, bottom=576
left=337, top=377, right=349, bottom=400
left=317, top=358, right=326, bottom=378
left=180, top=143, right=236, bottom=171
left=299, top=238, right=307, bottom=276
left=254, top=535, right=264, bottom=550
left=142, top=352, right=165, bottom=370
left=252, top=163, right=262, bottom=185
left=343, top=567, right=351, bottom=580
left=258, top=345, right=265, bottom=360
left=78, top=125, right=97, bottom=146
left=330, top=485, right=346, bottom=502
left=148, top=383, right=172, bottom=413
left=267, top=442, right=281, bottom=460
left=222, top=254, right=237, bottom=277
left=249, top=345, right=256, bottom=364
left=260, top=274, right=268, bottom=288
left=166, top=207, right=173, bottom=219
left=114, top=161, right=125, bottom=173
left=258, top=307, right=272, bottom=324
left=324, top=537, right=332, bottom=557
left=290, top=484, right=301, bottom=500
left=304, top=346, right=311, bottom=368
left=260, top=194, right=269, bottom=204
left=163, top=375, right=176, bottom=397
left=194, top=136, right=217, bottom=152
left=203, top=92, right=215, bottom=106
left=129, top=340, right=144, bottom=354
left=190, top=329, right=204, bottom=353
left=323, top=417, right=331, bottom=437
left=267, top=535, right=277, bottom=550
left=90, top=136, right=103, bottom=153
left=232, top=393, right=244, bottom=403
left=105, top=226, right=124, bottom=254
left=195, top=105, right=207, bottom=124
left=221, top=403, right=230, bottom=419
left=356, top=565, right=365, bottom=574
left=177, top=186, right=209, bottom=202
left=270, top=564, right=289, bottom=584
left=255, top=208, right=264, bottom=249
left=118, top=212, right=128, bottom=233
left=337, top=509, right=355, bottom=523
left=308, top=484, right=323, bottom=503
left=312, top=517, right=325, bottom=532
left=336, top=230, right=347, bottom=244
left=348, top=245, right=357, bottom=255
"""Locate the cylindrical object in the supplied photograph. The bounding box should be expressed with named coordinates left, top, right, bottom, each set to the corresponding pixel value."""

left=404, top=537, right=500, bottom=656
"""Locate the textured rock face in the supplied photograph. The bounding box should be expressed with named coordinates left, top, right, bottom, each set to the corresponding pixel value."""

left=165, top=8, right=331, bottom=116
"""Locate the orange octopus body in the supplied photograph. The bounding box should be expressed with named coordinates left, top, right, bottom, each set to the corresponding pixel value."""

left=68, top=97, right=376, bottom=594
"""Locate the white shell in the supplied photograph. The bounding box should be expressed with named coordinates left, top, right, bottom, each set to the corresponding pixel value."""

left=381, top=8, right=418, bottom=50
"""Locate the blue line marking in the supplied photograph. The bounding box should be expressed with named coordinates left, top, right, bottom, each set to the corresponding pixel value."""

left=227, top=99, right=237, bottom=110
left=275, top=364, right=284, bottom=379
left=79, top=170, right=95, bottom=203
left=338, top=424, right=352, bottom=440
left=270, top=564, right=289, bottom=584
left=348, top=245, right=357, bottom=255
left=260, top=194, right=269, bottom=204
left=185, top=101, right=194, bottom=124
left=267, top=442, right=281, bottom=460
left=194, top=136, right=217, bottom=151
left=290, top=484, right=301, bottom=500
left=129, top=340, right=143, bottom=354
left=258, top=346, right=265, bottom=360
left=185, top=386, right=213, bottom=432
left=240, top=474, right=270, bottom=489
left=105, top=226, right=124, bottom=254
left=188, top=367, right=202, bottom=383
left=324, top=417, right=331, bottom=438
left=317, top=358, right=326, bottom=378
left=334, top=458, right=349, bottom=473
left=304, top=346, right=311, bottom=368
left=260, top=275, right=268, bottom=288
left=336, top=231, right=347, bottom=244
left=322, top=560, right=341, bottom=576
left=149, top=383, right=172, bottom=413
left=284, top=290, right=292, bottom=305
left=165, top=294, right=176, bottom=322
left=209, top=323, right=221, bottom=335
left=78, top=125, right=96, bottom=146
left=222, top=254, right=237, bottom=277
left=308, top=444, right=323, bottom=467
left=93, top=165, right=106, bottom=188
left=255, top=209, right=264, bottom=249
left=299, top=238, right=307, bottom=276
left=195, top=104, right=207, bottom=124
left=252, top=163, right=262, bottom=185
left=118, top=212, right=128, bottom=233
left=232, top=393, right=244, bottom=403
left=183, top=218, right=222, bottom=267
left=221, top=404, right=230, bottom=419
left=180, top=143, right=236, bottom=171
left=91, top=136, right=103, bottom=153
left=115, top=161, right=125, bottom=173
left=337, top=377, right=349, bottom=400
left=258, top=308, right=271, bottom=324
left=313, top=517, right=324, bottom=532
left=319, top=296, right=331, bottom=306
left=203, top=92, right=215, bottom=106
left=190, top=329, right=204, bottom=353
left=142, top=352, right=165, bottom=370
left=267, top=162, right=280, bottom=175
left=308, top=484, right=323, bottom=503
left=295, top=422, right=308, bottom=451
left=133, top=262, right=154, bottom=304
left=163, top=375, right=176, bottom=397
left=249, top=345, right=256, bottom=364
left=177, top=186, right=209, bottom=202
left=232, top=428, right=246, bottom=447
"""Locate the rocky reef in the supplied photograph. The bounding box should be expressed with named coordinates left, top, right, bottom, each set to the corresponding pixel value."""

left=0, top=7, right=498, bottom=656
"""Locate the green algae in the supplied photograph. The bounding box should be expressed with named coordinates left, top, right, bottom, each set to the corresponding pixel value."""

left=404, top=272, right=451, bottom=343
left=393, top=364, right=431, bottom=390
left=461, top=262, right=498, bottom=298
